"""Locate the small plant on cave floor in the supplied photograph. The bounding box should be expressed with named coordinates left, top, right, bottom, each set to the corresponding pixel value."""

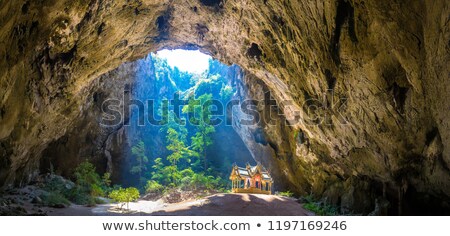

left=278, top=190, right=294, bottom=197
left=108, top=187, right=140, bottom=211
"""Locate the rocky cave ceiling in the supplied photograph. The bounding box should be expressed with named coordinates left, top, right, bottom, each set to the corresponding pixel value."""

left=0, top=0, right=449, bottom=214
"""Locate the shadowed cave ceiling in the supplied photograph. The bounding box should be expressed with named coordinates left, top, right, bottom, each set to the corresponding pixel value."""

left=0, top=0, right=449, bottom=214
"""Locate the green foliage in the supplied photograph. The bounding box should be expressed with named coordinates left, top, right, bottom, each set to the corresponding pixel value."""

left=74, top=160, right=102, bottom=195
left=166, top=128, right=191, bottom=166
left=145, top=180, right=164, bottom=193
left=130, top=141, right=149, bottom=187
left=41, top=162, right=113, bottom=207
left=179, top=170, right=225, bottom=191
left=42, top=191, right=71, bottom=208
left=183, top=93, right=215, bottom=171
left=71, top=160, right=112, bottom=205
left=91, top=184, right=105, bottom=197
left=279, top=190, right=294, bottom=197
left=109, top=187, right=140, bottom=210
left=301, top=195, right=339, bottom=216
left=303, top=202, right=339, bottom=216
left=131, top=56, right=235, bottom=195
left=101, top=173, right=112, bottom=192
left=151, top=158, right=167, bottom=184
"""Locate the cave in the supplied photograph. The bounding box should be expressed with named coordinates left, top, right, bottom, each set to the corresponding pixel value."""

left=0, top=0, right=449, bottom=216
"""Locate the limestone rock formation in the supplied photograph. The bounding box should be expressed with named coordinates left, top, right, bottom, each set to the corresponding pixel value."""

left=0, top=0, right=449, bottom=214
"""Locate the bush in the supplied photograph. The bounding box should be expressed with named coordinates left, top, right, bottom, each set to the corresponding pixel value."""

left=300, top=195, right=339, bottom=216
left=42, top=174, right=75, bottom=194
left=109, top=187, right=140, bottom=210
left=70, top=160, right=113, bottom=205
left=66, top=187, right=94, bottom=205
left=303, top=202, right=339, bottom=216
left=74, top=160, right=102, bottom=194
left=188, top=173, right=223, bottom=190
left=42, top=191, right=70, bottom=208
left=279, top=190, right=294, bottom=197
left=145, top=180, right=164, bottom=193
left=101, top=173, right=112, bottom=192
left=91, top=184, right=105, bottom=197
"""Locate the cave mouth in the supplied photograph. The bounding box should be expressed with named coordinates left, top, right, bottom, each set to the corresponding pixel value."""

left=99, top=49, right=258, bottom=191
left=156, top=49, right=211, bottom=74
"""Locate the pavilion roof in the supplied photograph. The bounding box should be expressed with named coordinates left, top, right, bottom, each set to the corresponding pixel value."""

left=230, top=162, right=273, bottom=182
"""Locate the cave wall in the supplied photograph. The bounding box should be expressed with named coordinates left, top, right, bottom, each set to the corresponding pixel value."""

left=0, top=0, right=449, bottom=214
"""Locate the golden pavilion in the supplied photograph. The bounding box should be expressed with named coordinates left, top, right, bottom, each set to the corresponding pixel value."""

left=229, top=162, right=273, bottom=194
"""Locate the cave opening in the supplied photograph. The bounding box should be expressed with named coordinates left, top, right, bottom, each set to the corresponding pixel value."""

left=99, top=49, right=259, bottom=192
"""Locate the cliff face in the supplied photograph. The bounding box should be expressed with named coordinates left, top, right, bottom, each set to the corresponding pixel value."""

left=0, top=0, right=449, bottom=214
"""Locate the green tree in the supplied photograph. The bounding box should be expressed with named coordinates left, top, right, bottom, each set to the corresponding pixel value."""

left=74, top=160, right=103, bottom=196
left=151, top=158, right=177, bottom=186
left=163, top=128, right=197, bottom=186
left=183, top=94, right=216, bottom=171
left=166, top=128, right=190, bottom=166
left=108, top=187, right=140, bottom=210
left=130, top=141, right=149, bottom=186
left=151, top=157, right=166, bottom=184
left=145, top=180, right=164, bottom=193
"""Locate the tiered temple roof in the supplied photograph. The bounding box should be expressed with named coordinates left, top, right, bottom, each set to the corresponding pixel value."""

left=230, top=162, right=273, bottom=183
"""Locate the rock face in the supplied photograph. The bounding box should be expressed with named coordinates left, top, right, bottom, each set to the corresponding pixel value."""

left=0, top=0, right=449, bottom=214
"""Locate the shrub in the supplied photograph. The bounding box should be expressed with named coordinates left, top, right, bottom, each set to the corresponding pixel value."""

left=102, top=173, right=112, bottom=191
left=71, top=160, right=112, bottom=205
left=91, top=184, right=105, bottom=197
left=145, top=180, right=164, bottom=193
left=42, top=174, right=75, bottom=192
left=67, top=187, right=95, bottom=205
left=74, top=160, right=102, bottom=194
left=109, top=187, right=140, bottom=210
left=301, top=194, right=339, bottom=216
left=279, top=190, right=294, bottom=197
left=303, top=202, right=339, bottom=216
left=42, top=191, right=71, bottom=208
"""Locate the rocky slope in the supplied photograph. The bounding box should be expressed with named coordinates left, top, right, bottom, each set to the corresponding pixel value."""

left=0, top=0, right=449, bottom=214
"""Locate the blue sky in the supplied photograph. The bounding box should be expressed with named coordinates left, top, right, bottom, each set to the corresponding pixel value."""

left=156, top=49, right=211, bottom=74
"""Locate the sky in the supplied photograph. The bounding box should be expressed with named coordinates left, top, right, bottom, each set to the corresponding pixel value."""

left=156, top=49, right=211, bottom=74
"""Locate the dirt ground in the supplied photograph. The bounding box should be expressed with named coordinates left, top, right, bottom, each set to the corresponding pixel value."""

left=47, top=193, right=313, bottom=216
